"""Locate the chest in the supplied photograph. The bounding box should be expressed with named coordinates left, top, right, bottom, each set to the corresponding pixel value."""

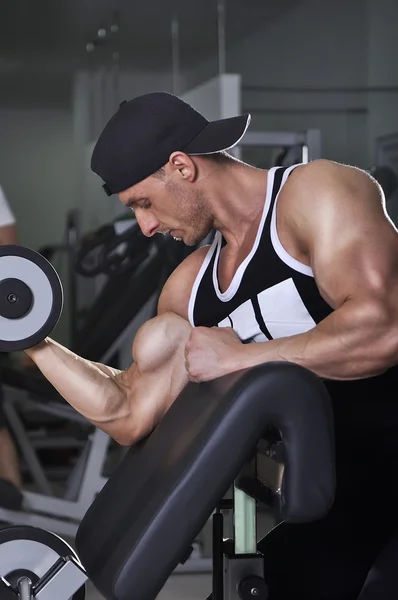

left=217, top=220, right=260, bottom=294
left=217, top=207, right=306, bottom=294
left=192, top=227, right=332, bottom=340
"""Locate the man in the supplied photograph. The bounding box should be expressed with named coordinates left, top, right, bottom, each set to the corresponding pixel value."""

left=0, top=185, right=23, bottom=509
left=25, top=92, right=398, bottom=599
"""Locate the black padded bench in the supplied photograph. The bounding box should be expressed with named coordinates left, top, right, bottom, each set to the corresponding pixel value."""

left=75, top=362, right=335, bottom=600
left=1, top=363, right=397, bottom=599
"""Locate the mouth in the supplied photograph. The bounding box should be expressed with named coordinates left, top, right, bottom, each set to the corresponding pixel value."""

left=157, top=228, right=183, bottom=242
left=170, top=230, right=183, bottom=242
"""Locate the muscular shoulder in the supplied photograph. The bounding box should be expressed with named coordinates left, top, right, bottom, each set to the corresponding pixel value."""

left=280, top=159, right=387, bottom=251
left=157, top=244, right=210, bottom=319
left=287, top=159, right=382, bottom=207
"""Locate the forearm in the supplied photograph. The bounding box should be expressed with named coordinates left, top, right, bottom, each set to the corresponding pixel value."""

left=25, top=339, right=125, bottom=424
left=233, top=300, right=397, bottom=380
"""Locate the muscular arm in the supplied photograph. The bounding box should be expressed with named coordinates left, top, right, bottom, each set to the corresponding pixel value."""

left=26, top=313, right=192, bottom=445
left=222, top=160, right=398, bottom=380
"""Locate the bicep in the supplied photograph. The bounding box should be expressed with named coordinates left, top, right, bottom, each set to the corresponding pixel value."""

left=114, top=313, right=191, bottom=441
left=157, top=245, right=209, bottom=317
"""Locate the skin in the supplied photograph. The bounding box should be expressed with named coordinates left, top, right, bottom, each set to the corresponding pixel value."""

left=25, top=155, right=398, bottom=446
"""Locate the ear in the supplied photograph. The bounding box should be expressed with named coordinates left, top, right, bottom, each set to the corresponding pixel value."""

left=167, top=152, right=197, bottom=182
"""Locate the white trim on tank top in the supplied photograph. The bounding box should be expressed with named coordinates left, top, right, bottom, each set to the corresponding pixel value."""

left=210, top=166, right=278, bottom=302
left=270, top=164, right=313, bottom=277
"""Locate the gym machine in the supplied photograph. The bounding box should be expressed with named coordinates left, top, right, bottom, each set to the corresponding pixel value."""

left=239, top=128, right=322, bottom=164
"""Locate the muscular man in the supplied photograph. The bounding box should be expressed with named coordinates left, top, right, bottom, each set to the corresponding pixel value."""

left=0, top=185, right=23, bottom=509
left=26, top=93, right=398, bottom=599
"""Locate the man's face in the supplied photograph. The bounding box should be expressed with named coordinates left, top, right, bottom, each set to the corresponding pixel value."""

left=118, top=163, right=213, bottom=246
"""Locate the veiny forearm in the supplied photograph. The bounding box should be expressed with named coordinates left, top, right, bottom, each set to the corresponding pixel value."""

left=26, top=339, right=126, bottom=425
left=234, top=299, right=398, bottom=380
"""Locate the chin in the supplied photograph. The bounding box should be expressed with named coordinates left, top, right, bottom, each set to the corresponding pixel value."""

left=187, top=226, right=213, bottom=247
left=185, top=234, right=204, bottom=247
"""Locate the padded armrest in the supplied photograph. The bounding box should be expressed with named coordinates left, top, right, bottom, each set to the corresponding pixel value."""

left=76, top=362, right=335, bottom=600
left=236, top=374, right=335, bottom=522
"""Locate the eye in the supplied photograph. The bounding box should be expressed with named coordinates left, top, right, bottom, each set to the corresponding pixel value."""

left=139, top=201, right=151, bottom=210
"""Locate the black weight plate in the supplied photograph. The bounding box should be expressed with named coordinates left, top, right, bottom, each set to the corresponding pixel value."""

left=0, top=278, right=33, bottom=319
left=0, top=245, right=63, bottom=352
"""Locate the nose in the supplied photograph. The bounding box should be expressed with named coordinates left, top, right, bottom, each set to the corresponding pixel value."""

left=135, top=212, right=160, bottom=237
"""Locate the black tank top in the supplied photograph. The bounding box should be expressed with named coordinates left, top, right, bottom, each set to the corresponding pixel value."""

left=188, top=164, right=398, bottom=458
left=189, top=165, right=331, bottom=337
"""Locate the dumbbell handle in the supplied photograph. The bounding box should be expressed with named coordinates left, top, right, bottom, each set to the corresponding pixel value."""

left=17, top=577, right=32, bottom=600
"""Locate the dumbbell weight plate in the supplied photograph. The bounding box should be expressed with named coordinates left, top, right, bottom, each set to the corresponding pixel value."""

left=0, top=245, right=63, bottom=352
left=0, top=525, right=85, bottom=599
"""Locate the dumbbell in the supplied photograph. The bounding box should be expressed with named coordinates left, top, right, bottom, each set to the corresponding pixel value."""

left=0, top=246, right=63, bottom=352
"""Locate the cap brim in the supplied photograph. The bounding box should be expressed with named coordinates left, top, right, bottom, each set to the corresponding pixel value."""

left=183, top=114, right=251, bottom=155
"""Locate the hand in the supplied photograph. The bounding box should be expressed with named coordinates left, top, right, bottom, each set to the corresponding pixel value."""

left=185, top=326, right=243, bottom=383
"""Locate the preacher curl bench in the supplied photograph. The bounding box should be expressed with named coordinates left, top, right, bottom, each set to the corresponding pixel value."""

left=0, top=362, right=336, bottom=600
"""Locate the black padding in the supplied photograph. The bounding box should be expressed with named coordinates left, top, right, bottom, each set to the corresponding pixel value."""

left=73, top=258, right=161, bottom=361
left=73, top=237, right=191, bottom=362
left=76, top=363, right=334, bottom=600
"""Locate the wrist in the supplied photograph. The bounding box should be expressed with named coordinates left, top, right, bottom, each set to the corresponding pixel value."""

left=224, top=343, right=250, bottom=374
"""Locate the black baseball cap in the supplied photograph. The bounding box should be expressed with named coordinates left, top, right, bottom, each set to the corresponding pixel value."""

left=91, top=91, right=251, bottom=196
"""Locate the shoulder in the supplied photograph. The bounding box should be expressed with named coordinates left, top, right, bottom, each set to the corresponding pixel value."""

left=157, top=243, right=212, bottom=319
left=287, top=159, right=381, bottom=202
left=280, top=160, right=386, bottom=238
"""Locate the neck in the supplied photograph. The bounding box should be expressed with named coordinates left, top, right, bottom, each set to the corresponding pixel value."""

left=203, top=161, right=268, bottom=249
